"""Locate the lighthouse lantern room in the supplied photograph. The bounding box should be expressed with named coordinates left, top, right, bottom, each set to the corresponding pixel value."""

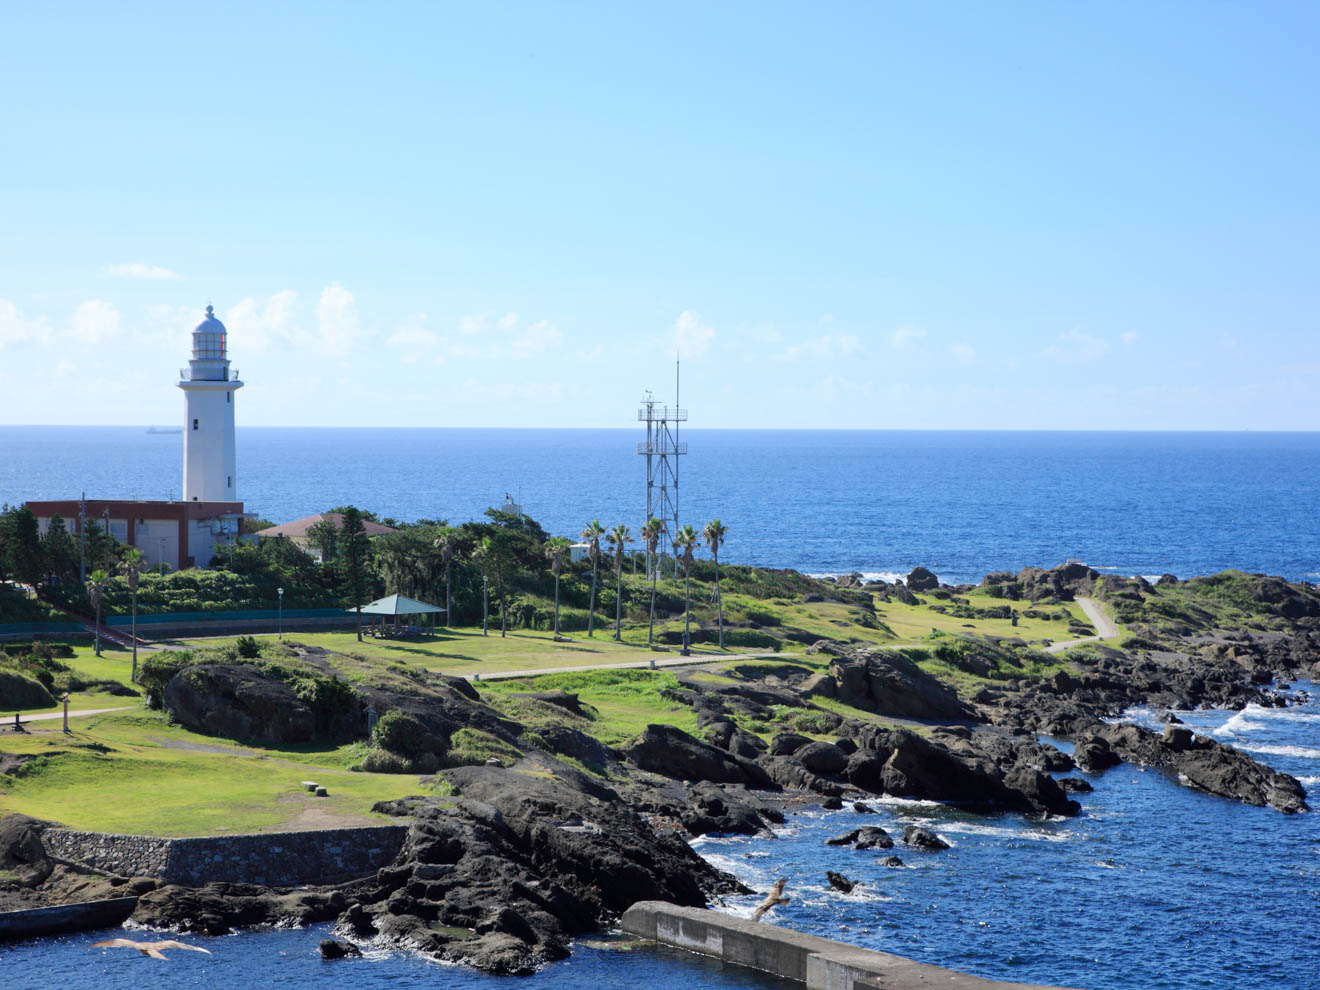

left=179, top=304, right=243, bottom=502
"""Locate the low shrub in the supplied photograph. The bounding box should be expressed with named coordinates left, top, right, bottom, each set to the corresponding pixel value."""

left=0, top=668, right=56, bottom=709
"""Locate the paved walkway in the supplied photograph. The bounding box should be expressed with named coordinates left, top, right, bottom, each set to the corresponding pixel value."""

left=8, top=707, right=133, bottom=727
left=466, top=650, right=780, bottom=682
left=1043, top=596, right=1120, bottom=654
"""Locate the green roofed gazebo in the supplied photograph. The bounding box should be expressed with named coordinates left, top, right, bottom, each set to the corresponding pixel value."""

left=352, top=594, right=446, bottom=637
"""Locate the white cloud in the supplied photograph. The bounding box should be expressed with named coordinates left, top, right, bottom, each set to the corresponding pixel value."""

left=72, top=300, right=121, bottom=343
left=674, top=311, right=714, bottom=356
left=315, top=282, right=360, bottom=357
left=1120, top=331, right=1139, bottom=344
left=224, top=291, right=299, bottom=354
left=890, top=326, right=927, bottom=351
left=511, top=319, right=563, bottom=358
left=1046, top=329, right=1109, bottom=364
left=497, top=312, right=519, bottom=330
left=950, top=342, right=976, bottom=365
left=0, top=299, right=50, bottom=349
left=782, top=333, right=863, bottom=360
left=103, top=262, right=182, bottom=281
left=388, top=314, right=440, bottom=364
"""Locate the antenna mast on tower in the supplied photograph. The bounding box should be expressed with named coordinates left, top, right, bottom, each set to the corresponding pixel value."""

left=638, top=358, right=686, bottom=578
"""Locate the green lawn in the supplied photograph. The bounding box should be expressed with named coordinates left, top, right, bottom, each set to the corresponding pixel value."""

left=175, top=626, right=756, bottom=679
left=0, top=709, right=422, bottom=836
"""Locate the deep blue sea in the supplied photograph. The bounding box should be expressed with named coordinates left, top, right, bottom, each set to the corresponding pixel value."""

left=3, top=427, right=1320, bottom=584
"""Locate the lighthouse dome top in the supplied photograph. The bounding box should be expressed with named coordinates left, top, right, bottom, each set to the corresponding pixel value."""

left=191, top=304, right=227, bottom=361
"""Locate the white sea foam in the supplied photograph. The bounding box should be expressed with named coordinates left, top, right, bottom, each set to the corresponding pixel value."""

left=806, top=571, right=913, bottom=585
left=1214, top=710, right=1268, bottom=736
left=1238, top=743, right=1320, bottom=760
left=935, top=821, right=1069, bottom=843
left=1297, top=775, right=1320, bottom=787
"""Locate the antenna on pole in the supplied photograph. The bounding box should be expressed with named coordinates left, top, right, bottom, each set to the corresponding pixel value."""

left=637, top=359, right=687, bottom=580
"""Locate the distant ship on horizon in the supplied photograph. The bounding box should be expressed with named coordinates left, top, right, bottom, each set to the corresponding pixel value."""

left=146, top=426, right=183, bottom=435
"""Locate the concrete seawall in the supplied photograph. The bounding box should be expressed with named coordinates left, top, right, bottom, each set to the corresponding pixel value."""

left=621, top=902, right=1081, bottom=990
left=0, top=897, right=138, bottom=941
left=44, top=825, right=407, bottom=886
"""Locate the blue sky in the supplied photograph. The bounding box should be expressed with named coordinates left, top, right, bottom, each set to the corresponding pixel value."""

left=2, top=2, right=1317, bottom=429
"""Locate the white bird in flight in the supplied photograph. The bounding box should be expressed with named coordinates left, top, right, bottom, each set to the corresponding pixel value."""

left=91, top=938, right=212, bottom=961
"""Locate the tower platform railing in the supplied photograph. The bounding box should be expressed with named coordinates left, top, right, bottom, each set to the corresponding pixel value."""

left=636, top=441, right=688, bottom=455
left=636, top=406, right=687, bottom=422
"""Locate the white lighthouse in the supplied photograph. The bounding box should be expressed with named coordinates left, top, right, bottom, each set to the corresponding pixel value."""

left=179, top=304, right=242, bottom=503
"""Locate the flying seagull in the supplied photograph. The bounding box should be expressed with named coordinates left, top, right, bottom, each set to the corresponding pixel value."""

left=751, top=878, right=790, bottom=921
left=91, top=938, right=212, bottom=961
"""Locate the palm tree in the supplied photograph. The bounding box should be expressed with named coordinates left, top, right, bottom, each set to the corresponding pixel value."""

left=605, top=524, right=633, bottom=641
left=640, top=517, right=663, bottom=646
left=120, top=548, right=148, bottom=682
left=674, top=524, right=700, bottom=656
left=544, top=536, right=572, bottom=637
left=85, top=568, right=109, bottom=658
left=433, top=526, right=459, bottom=629
left=702, top=518, right=729, bottom=650
left=581, top=519, right=605, bottom=638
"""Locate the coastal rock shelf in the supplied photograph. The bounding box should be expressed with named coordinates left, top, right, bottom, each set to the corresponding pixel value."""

left=43, top=825, right=406, bottom=887
left=622, top=901, right=1080, bottom=990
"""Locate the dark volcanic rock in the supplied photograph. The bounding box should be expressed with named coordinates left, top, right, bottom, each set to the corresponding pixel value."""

left=1016, top=562, right=1100, bottom=602
left=0, top=814, right=53, bottom=886
left=902, top=825, right=950, bottom=851
left=319, top=939, right=362, bottom=959
left=846, top=725, right=1078, bottom=816
left=682, top=782, right=779, bottom=836
left=769, top=732, right=811, bottom=757
left=1094, top=722, right=1308, bottom=813
left=879, top=855, right=905, bottom=867
left=134, top=882, right=346, bottom=935
left=807, top=641, right=980, bottom=722
left=353, top=765, right=746, bottom=973
left=1057, top=777, right=1094, bottom=793
left=794, top=740, right=849, bottom=776
left=826, top=870, right=855, bottom=893
left=1073, top=735, right=1121, bottom=772
left=906, top=567, right=940, bottom=592
left=823, top=826, right=893, bottom=850
left=626, top=724, right=776, bottom=790
left=163, top=664, right=320, bottom=744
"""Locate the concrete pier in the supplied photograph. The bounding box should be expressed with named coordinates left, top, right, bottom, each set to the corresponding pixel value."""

left=0, top=897, right=138, bottom=941
left=621, top=902, right=1081, bottom=990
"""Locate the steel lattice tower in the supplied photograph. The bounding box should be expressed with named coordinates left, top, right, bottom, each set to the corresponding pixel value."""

left=637, top=361, right=686, bottom=578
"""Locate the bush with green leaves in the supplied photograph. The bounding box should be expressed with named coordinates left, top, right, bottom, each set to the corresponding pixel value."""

left=235, top=635, right=262, bottom=659
left=372, top=710, right=444, bottom=759
left=0, top=668, right=56, bottom=709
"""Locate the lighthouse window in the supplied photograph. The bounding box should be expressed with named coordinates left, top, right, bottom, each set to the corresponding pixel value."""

left=227, top=476, right=232, bottom=488
left=193, top=418, right=199, bottom=430
left=226, top=392, right=231, bottom=403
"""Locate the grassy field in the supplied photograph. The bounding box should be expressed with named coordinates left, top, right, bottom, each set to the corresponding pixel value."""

left=0, top=708, right=422, bottom=836
left=0, top=580, right=1124, bottom=836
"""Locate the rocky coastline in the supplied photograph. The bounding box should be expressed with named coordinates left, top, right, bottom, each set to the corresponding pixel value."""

left=3, top=562, right=1316, bottom=975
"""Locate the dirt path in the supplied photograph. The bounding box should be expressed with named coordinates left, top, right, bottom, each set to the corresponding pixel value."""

left=1043, top=596, right=1119, bottom=654
left=468, top=650, right=780, bottom=682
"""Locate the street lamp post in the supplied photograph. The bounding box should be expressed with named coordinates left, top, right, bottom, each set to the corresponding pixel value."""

left=277, top=587, right=284, bottom=640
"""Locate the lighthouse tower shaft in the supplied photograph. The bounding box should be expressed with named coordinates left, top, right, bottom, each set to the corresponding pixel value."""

left=178, top=305, right=242, bottom=502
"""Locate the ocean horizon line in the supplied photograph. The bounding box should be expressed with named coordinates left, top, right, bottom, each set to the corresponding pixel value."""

left=4, top=423, right=1320, bottom=435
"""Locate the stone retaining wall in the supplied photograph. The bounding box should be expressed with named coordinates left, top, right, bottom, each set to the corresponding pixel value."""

left=44, top=825, right=406, bottom=886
